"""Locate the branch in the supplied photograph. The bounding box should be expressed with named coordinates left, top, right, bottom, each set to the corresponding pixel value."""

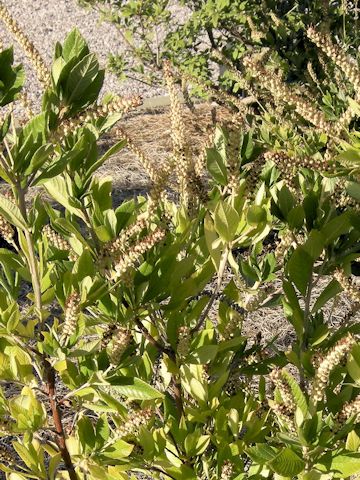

left=44, top=361, right=78, bottom=480
left=191, top=247, right=229, bottom=334
left=134, top=317, right=173, bottom=359
left=134, top=317, right=184, bottom=416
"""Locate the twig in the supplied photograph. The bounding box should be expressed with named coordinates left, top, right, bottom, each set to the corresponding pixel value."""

left=191, top=246, right=229, bottom=333
left=44, top=361, right=78, bottom=480
left=134, top=317, right=183, bottom=415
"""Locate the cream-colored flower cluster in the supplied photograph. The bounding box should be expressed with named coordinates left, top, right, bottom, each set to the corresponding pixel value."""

left=311, top=334, right=356, bottom=403
left=220, top=460, right=234, bottom=480
left=334, top=268, right=360, bottom=303
left=339, top=394, right=360, bottom=422
left=222, top=311, right=244, bottom=340
left=243, top=57, right=331, bottom=133
left=275, top=232, right=296, bottom=263
left=163, top=61, right=186, bottom=154
left=111, top=228, right=165, bottom=280
left=57, top=95, right=141, bottom=140
left=0, top=418, right=13, bottom=435
left=332, top=179, right=359, bottom=210
left=307, top=27, right=360, bottom=91
left=18, top=91, right=34, bottom=120
left=101, top=323, right=117, bottom=349
left=116, top=407, right=152, bottom=438
left=269, top=401, right=296, bottom=434
left=63, top=291, right=81, bottom=338
left=337, top=105, right=356, bottom=132
left=0, top=2, right=50, bottom=86
left=243, top=287, right=271, bottom=312
left=246, top=16, right=266, bottom=42
left=103, top=218, right=148, bottom=258
left=264, top=150, right=333, bottom=174
left=177, top=325, right=191, bottom=357
left=246, top=155, right=265, bottom=195
left=116, top=127, right=159, bottom=184
left=0, top=214, right=14, bottom=243
left=108, top=327, right=132, bottom=365
left=43, top=225, right=77, bottom=261
left=270, top=368, right=295, bottom=411
left=115, top=127, right=171, bottom=207
left=269, top=369, right=297, bottom=434
left=163, top=60, right=192, bottom=204
left=0, top=445, right=14, bottom=464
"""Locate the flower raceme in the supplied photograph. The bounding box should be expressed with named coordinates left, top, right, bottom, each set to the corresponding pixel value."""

left=56, top=95, right=142, bottom=140
left=334, top=268, right=360, bottom=303
left=111, top=228, right=166, bottom=280
left=340, top=394, right=360, bottom=422
left=63, top=291, right=81, bottom=338
left=311, top=334, right=356, bottom=403
left=108, top=327, right=132, bottom=365
left=270, top=368, right=295, bottom=412
left=0, top=1, right=50, bottom=85
left=242, top=56, right=332, bottom=133
left=307, top=26, right=360, bottom=91
left=116, top=407, right=152, bottom=438
left=43, top=225, right=77, bottom=261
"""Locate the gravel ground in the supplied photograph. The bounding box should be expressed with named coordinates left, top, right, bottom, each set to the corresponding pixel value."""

left=0, top=0, right=167, bottom=108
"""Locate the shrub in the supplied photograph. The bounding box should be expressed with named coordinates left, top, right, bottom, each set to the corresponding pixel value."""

left=79, top=0, right=360, bottom=95
left=0, top=4, right=360, bottom=480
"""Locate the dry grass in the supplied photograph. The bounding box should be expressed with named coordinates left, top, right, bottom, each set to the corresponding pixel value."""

left=97, top=101, right=233, bottom=205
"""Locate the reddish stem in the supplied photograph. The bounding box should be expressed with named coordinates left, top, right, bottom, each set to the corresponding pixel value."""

left=45, top=362, right=78, bottom=480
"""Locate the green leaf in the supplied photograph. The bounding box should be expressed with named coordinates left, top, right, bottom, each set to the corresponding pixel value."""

left=43, top=175, right=85, bottom=220
left=187, top=345, right=218, bottom=364
left=61, top=28, right=89, bottom=62
left=321, top=213, right=351, bottom=245
left=66, top=53, right=102, bottom=107
left=106, top=377, right=164, bottom=400
left=269, top=448, right=305, bottom=476
left=23, top=144, right=54, bottom=176
left=204, top=214, right=221, bottom=270
left=189, top=377, right=207, bottom=404
left=346, top=181, right=360, bottom=201
left=101, top=439, right=134, bottom=459
left=302, top=230, right=325, bottom=261
left=246, top=205, right=267, bottom=225
left=52, top=56, right=67, bottom=86
left=88, top=139, right=126, bottom=178
left=214, top=201, right=240, bottom=242
left=0, top=48, right=25, bottom=106
left=281, top=369, right=308, bottom=415
left=288, top=205, right=305, bottom=229
left=206, top=148, right=228, bottom=185
left=95, top=415, right=109, bottom=448
left=312, top=279, right=342, bottom=313
left=246, top=444, right=277, bottom=464
left=287, top=247, right=313, bottom=295
left=346, top=431, right=360, bottom=452
left=347, top=344, right=360, bottom=383
left=278, top=186, right=296, bottom=218
left=0, top=194, right=27, bottom=230
left=316, top=452, right=360, bottom=477
left=77, top=416, right=96, bottom=453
